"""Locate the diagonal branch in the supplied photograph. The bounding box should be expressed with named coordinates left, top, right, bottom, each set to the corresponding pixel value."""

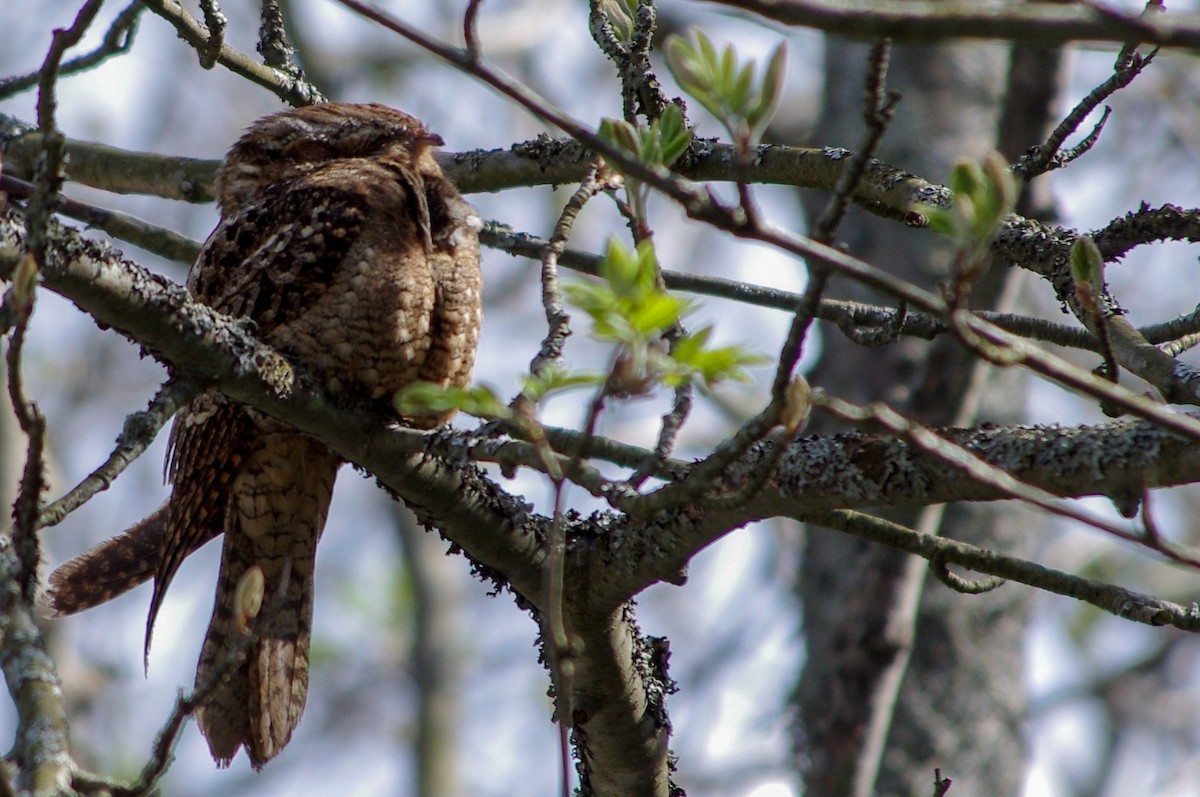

left=703, top=0, right=1200, bottom=49
left=137, top=0, right=324, bottom=106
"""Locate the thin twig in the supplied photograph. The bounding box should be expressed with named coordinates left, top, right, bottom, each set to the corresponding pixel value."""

left=482, top=225, right=1148, bottom=351
left=588, top=0, right=670, bottom=122
left=811, top=40, right=900, bottom=241
left=627, top=380, right=691, bottom=487
left=1159, top=330, right=1200, bottom=358
left=701, top=0, right=1198, bottom=49
left=0, top=173, right=203, bottom=264
left=932, top=768, right=953, bottom=797
left=0, top=540, right=71, bottom=796
left=814, top=390, right=1200, bottom=569
left=807, top=509, right=1200, bottom=632
left=1017, top=46, right=1155, bottom=178
left=774, top=40, right=899, bottom=412
left=463, top=0, right=485, bottom=61
left=258, top=0, right=294, bottom=71
left=528, top=161, right=607, bottom=377
left=37, top=380, right=194, bottom=530
left=0, top=2, right=143, bottom=101
left=929, top=553, right=1005, bottom=595
left=139, top=0, right=325, bottom=106
left=837, top=300, right=907, bottom=346
left=0, top=6, right=105, bottom=793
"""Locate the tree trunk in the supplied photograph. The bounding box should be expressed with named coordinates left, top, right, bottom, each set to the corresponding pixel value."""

left=793, top=37, right=1063, bottom=796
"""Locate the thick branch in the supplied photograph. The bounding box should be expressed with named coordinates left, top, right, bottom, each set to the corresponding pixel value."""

left=1, top=121, right=939, bottom=217
left=583, top=417, right=1200, bottom=611
left=566, top=604, right=673, bottom=797
left=705, top=0, right=1200, bottom=49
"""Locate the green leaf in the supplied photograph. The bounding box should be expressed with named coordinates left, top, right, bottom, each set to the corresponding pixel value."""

left=629, top=294, right=689, bottom=335
left=599, top=117, right=641, bottom=155
left=601, top=0, right=636, bottom=42
left=1070, top=235, right=1104, bottom=288
left=566, top=238, right=766, bottom=394
left=657, top=104, right=692, bottom=164
left=729, top=62, right=754, bottom=114
left=918, top=205, right=957, bottom=237
left=747, top=42, right=787, bottom=133
left=670, top=326, right=768, bottom=386
left=665, top=29, right=787, bottom=149
left=696, top=29, right=718, bottom=71
left=947, top=160, right=983, bottom=198
left=522, top=363, right=604, bottom=403
left=600, top=105, right=693, bottom=175
left=394, top=382, right=509, bottom=420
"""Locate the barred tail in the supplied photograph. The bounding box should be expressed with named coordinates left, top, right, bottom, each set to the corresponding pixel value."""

left=193, top=433, right=338, bottom=769
left=45, top=504, right=171, bottom=616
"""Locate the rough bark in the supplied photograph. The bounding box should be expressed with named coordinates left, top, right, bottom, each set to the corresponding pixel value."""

left=794, top=36, right=1032, bottom=797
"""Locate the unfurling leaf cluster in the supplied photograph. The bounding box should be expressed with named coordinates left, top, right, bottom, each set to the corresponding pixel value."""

left=916, top=152, right=1017, bottom=294
left=396, top=239, right=762, bottom=420
left=599, top=103, right=692, bottom=171
left=565, top=238, right=692, bottom=346
left=565, top=238, right=765, bottom=394
left=664, top=29, right=786, bottom=150
left=919, top=152, right=1016, bottom=251
left=597, top=0, right=640, bottom=43
left=598, top=103, right=692, bottom=223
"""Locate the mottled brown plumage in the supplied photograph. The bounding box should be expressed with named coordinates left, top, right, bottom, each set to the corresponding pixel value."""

left=47, top=103, right=482, bottom=768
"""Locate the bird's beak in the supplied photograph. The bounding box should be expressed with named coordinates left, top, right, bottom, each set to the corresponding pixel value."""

left=415, top=130, right=445, bottom=147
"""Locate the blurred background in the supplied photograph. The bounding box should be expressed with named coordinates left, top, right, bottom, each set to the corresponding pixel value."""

left=2, top=1, right=1200, bottom=795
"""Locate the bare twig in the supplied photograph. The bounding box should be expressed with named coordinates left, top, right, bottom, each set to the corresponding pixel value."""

left=37, top=380, right=194, bottom=530
left=528, top=160, right=607, bottom=377
left=197, top=0, right=227, bottom=69
left=932, top=768, right=953, bottom=797
left=0, top=2, right=143, bottom=101
left=627, top=380, right=691, bottom=487
left=810, top=39, right=900, bottom=241
left=814, top=390, right=1200, bottom=569
left=774, top=39, right=900, bottom=405
left=0, top=540, right=71, bottom=795
left=0, top=173, right=203, bottom=264
left=484, top=225, right=1160, bottom=352
left=806, top=509, right=1200, bottom=632
left=258, top=0, right=295, bottom=71
left=0, top=11, right=105, bottom=790
left=837, top=300, right=907, bottom=346
left=1017, top=49, right=1155, bottom=178
left=138, top=0, right=325, bottom=106
left=929, top=553, right=1005, bottom=595
left=701, top=0, right=1200, bottom=49
left=463, top=0, right=485, bottom=61
left=589, top=0, right=670, bottom=122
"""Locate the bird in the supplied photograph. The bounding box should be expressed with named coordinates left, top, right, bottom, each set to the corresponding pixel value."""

left=45, top=102, right=482, bottom=769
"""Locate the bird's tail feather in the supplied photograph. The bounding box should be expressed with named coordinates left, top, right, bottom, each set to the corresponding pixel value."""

left=194, top=433, right=337, bottom=769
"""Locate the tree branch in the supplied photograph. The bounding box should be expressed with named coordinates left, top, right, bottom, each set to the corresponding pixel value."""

left=137, top=0, right=324, bottom=106
left=703, top=0, right=1200, bottom=49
